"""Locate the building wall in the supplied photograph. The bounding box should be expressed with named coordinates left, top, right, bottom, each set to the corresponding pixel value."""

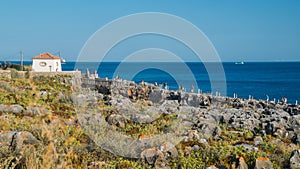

left=32, top=59, right=62, bottom=72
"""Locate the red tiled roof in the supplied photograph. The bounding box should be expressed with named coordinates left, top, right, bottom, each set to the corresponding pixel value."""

left=32, top=52, right=61, bottom=59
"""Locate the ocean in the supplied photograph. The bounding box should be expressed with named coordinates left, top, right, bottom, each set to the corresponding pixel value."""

left=16, top=61, right=300, bottom=103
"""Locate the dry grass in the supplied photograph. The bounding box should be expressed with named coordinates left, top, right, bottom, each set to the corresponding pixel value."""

left=0, top=75, right=299, bottom=169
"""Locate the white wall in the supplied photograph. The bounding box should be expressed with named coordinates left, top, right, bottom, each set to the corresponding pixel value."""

left=32, top=59, right=62, bottom=72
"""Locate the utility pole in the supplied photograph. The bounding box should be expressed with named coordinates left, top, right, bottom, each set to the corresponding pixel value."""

left=20, top=50, right=24, bottom=71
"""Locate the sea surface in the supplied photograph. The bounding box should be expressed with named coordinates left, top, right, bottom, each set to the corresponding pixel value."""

left=17, top=61, right=300, bottom=103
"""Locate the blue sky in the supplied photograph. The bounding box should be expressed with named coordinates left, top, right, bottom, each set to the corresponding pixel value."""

left=0, top=0, right=300, bottom=62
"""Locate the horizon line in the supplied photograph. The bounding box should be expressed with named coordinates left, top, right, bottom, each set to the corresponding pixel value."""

left=2, top=60, right=300, bottom=63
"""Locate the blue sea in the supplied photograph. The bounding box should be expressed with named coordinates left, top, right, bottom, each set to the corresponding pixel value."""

left=18, top=61, right=300, bottom=103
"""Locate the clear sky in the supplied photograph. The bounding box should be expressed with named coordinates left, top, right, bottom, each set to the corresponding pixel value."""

left=0, top=0, right=300, bottom=62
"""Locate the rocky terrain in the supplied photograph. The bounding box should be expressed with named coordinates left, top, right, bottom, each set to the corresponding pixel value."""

left=0, top=75, right=300, bottom=168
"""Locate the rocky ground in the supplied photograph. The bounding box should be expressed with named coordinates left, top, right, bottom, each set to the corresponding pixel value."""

left=0, top=75, right=300, bottom=168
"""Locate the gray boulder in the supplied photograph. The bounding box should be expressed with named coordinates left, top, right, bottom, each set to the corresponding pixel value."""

left=149, top=89, right=164, bottom=104
left=254, top=157, right=273, bottom=169
left=132, top=113, right=153, bottom=124
left=8, top=105, right=24, bottom=115
left=24, top=107, right=48, bottom=116
left=187, top=94, right=201, bottom=107
left=196, top=121, right=221, bottom=139
left=106, top=114, right=126, bottom=129
left=0, top=104, right=9, bottom=114
left=141, top=148, right=164, bottom=165
left=254, top=136, right=263, bottom=146
left=290, top=150, right=300, bottom=169
left=237, top=156, right=248, bottom=169
left=159, top=141, right=178, bottom=159
left=192, top=145, right=200, bottom=151
left=0, top=131, right=39, bottom=151
left=13, top=131, right=39, bottom=150
left=232, top=155, right=248, bottom=169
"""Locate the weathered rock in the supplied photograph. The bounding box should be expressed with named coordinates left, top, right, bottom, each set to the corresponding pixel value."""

left=106, top=114, right=126, bottom=129
left=198, top=138, right=209, bottom=148
left=132, top=113, right=153, bottom=124
left=13, top=131, right=39, bottom=150
left=232, top=155, right=248, bottom=169
left=184, top=146, right=193, bottom=155
left=254, top=157, right=273, bottom=169
left=180, top=93, right=212, bottom=107
left=159, top=142, right=178, bottom=158
left=235, top=144, right=259, bottom=152
left=0, top=131, right=16, bottom=147
left=161, top=100, right=180, bottom=114
left=88, top=161, right=106, bottom=169
left=196, top=122, right=221, bottom=139
left=9, top=105, right=24, bottom=115
left=141, top=148, right=164, bottom=165
left=155, top=154, right=169, bottom=169
left=226, top=110, right=260, bottom=132
left=166, top=91, right=181, bottom=103
left=0, top=104, right=9, bottom=114
left=183, top=130, right=209, bottom=148
left=0, top=131, right=39, bottom=151
left=206, top=166, right=218, bottom=169
left=192, top=145, right=200, bottom=151
left=207, top=165, right=227, bottom=169
left=290, top=150, right=300, bottom=169
left=187, top=94, right=201, bottom=107
left=24, top=107, right=48, bottom=116
left=254, top=136, right=263, bottom=146
left=237, top=156, right=248, bottom=169
left=185, top=130, right=200, bottom=142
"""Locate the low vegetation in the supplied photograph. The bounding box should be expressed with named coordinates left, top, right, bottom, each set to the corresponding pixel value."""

left=0, top=75, right=299, bottom=169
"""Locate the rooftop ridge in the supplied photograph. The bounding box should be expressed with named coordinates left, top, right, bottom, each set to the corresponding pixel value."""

left=32, top=52, right=61, bottom=59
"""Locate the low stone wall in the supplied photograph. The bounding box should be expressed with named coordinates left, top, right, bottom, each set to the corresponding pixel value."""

left=0, top=70, right=82, bottom=80
left=0, top=70, right=11, bottom=79
left=30, top=71, right=82, bottom=86
left=29, top=71, right=82, bottom=78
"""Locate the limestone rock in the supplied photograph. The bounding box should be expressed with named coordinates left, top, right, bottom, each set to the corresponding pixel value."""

left=149, top=90, right=165, bottom=104
left=254, top=157, right=273, bottom=169
left=132, top=113, right=153, bottom=124
left=155, top=154, right=169, bottom=169
left=8, top=105, right=24, bottom=115
left=206, top=166, right=218, bottom=169
left=290, top=150, right=300, bottom=169
left=192, top=145, right=200, bottom=151
left=184, top=146, right=193, bottom=155
left=0, top=131, right=39, bottom=151
left=106, top=114, right=126, bottom=129
left=159, top=141, right=178, bottom=158
left=232, top=155, right=248, bottom=169
left=254, top=136, right=263, bottom=146
left=141, top=148, right=164, bottom=165
left=0, top=104, right=9, bottom=114
left=237, top=157, right=248, bottom=169
left=25, top=107, right=48, bottom=116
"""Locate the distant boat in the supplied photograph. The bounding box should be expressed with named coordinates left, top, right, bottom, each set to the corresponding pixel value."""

left=235, top=61, right=245, bottom=65
left=57, top=51, right=66, bottom=64
left=61, top=58, right=66, bottom=64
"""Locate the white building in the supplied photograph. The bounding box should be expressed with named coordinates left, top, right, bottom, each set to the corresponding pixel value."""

left=32, top=52, right=62, bottom=72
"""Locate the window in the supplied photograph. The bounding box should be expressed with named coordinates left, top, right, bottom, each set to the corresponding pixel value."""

left=39, top=62, right=47, bottom=67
